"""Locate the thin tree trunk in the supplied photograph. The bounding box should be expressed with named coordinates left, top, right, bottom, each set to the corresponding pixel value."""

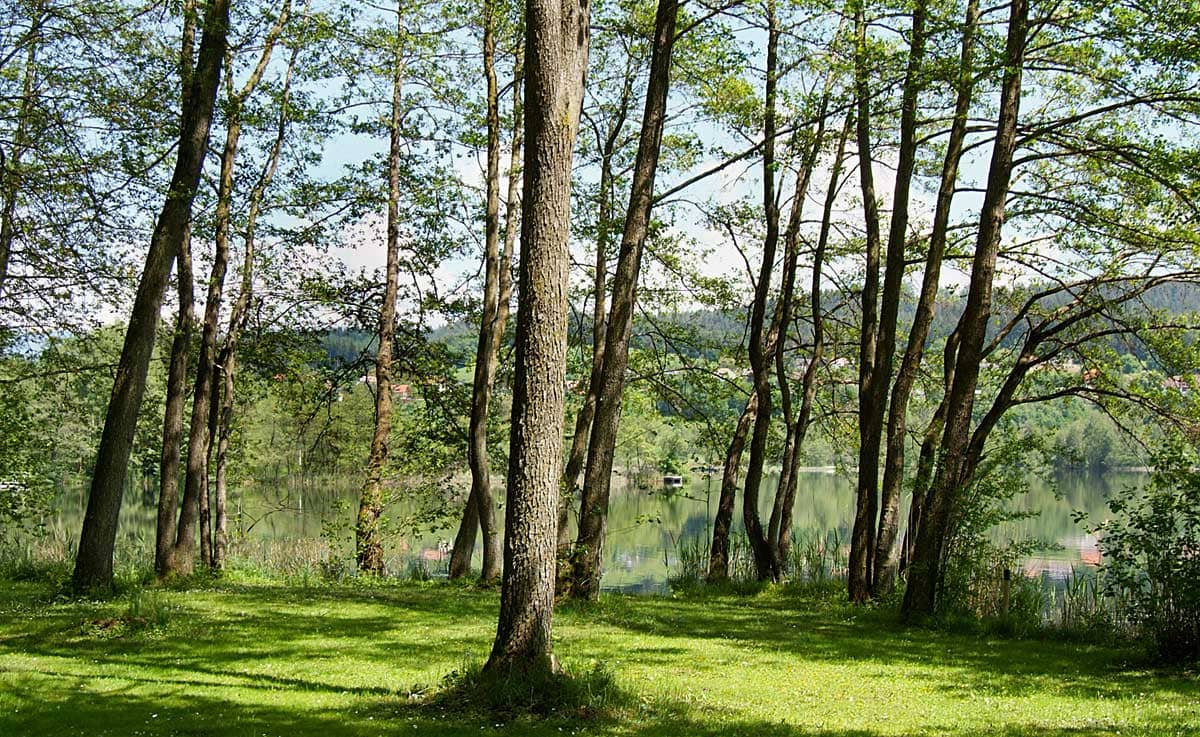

left=155, top=229, right=193, bottom=577
left=449, top=12, right=521, bottom=583
left=154, top=0, right=198, bottom=579
left=568, top=0, right=679, bottom=600
left=707, top=391, right=757, bottom=581
left=558, top=75, right=630, bottom=566
left=767, top=79, right=835, bottom=558
left=211, top=10, right=300, bottom=571
left=873, top=0, right=978, bottom=596
left=848, top=0, right=885, bottom=602
left=900, top=330, right=957, bottom=574
left=777, top=115, right=851, bottom=564
left=0, top=3, right=43, bottom=301
left=170, top=4, right=290, bottom=577
left=356, top=11, right=404, bottom=575
left=72, top=0, right=231, bottom=592
left=742, top=0, right=783, bottom=582
left=486, top=0, right=589, bottom=674
left=903, top=0, right=1027, bottom=619
left=864, top=0, right=928, bottom=595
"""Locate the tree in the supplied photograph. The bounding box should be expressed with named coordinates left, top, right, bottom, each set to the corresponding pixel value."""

left=567, top=0, right=680, bottom=600
left=73, top=0, right=232, bottom=592
left=902, top=0, right=1028, bottom=617
left=486, top=0, right=589, bottom=674
left=163, top=0, right=294, bottom=578
left=447, top=0, right=523, bottom=583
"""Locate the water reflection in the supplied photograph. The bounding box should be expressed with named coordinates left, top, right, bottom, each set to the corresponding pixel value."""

left=42, top=468, right=1142, bottom=591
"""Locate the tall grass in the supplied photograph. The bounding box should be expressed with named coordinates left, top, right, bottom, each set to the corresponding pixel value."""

left=669, top=528, right=848, bottom=589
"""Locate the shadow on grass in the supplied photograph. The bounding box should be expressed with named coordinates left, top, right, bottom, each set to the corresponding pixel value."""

left=2, top=578, right=1197, bottom=737
left=569, top=590, right=1200, bottom=701
left=2, top=679, right=1189, bottom=737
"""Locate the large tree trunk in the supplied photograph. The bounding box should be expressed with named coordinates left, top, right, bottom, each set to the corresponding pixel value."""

left=356, top=13, right=404, bottom=575
left=449, top=25, right=522, bottom=583
left=486, top=0, right=588, bottom=674
left=873, top=0, right=979, bottom=596
left=848, top=0, right=885, bottom=603
left=707, top=391, right=756, bottom=581
left=568, top=0, right=679, bottom=600
left=72, top=0, right=231, bottom=592
left=903, top=0, right=1027, bottom=619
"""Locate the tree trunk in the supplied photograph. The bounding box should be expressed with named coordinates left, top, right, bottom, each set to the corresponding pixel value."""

left=557, top=71, right=630, bottom=573
left=568, top=0, right=679, bottom=600
left=741, top=1, right=783, bottom=582
left=848, top=0, right=885, bottom=603
left=155, top=230, right=194, bottom=577
left=767, top=76, right=835, bottom=560
left=72, top=0, right=231, bottom=592
left=155, top=0, right=199, bottom=579
left=0, top=5, right=43, bottom=301
left=486, top=0, right=589, bottom=674
left=707, top=391, right=757, bottom=581
left=210, top=15, right=298, bottom=571
left=863, top=0, right=927, bottom=596
left=450, top=12, right=522, bottom=584
left=873, top=0, right=978, bottom=596
left=170, top=4, right=289, bottom=577
left=776, top=114, right=851, bottom=564
left=356, top=14, right=404, bottom=576
left=903, top=0, right=1027, bottom=619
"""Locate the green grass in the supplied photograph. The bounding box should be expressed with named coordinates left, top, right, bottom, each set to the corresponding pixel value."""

left=0, top=575, right=1197, bottom=736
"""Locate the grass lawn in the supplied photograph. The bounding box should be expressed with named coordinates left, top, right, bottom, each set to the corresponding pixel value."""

left=0, top=575, right=1196, bottom=736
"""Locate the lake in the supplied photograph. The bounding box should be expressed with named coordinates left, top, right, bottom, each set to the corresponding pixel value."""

left=40, top=466, right=1143, bottom=593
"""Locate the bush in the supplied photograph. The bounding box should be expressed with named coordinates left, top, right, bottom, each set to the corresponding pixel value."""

left=1092, top=442, right=1200, bottom=661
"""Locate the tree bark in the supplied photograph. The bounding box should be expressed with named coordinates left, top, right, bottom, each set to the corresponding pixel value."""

left=557, top=62, right=633, bottom=571
left=72, top=0, right=231, bottom=592
left=568, top=0, right=679, bottom=600
left=154, top=0, right=198, bottom=580
left=863, top=0, right=927, bottom=595
left=486, top=0, right=589, bottom=674
left=356, top=11, right=404, bottom=575
left=0, top=3, right=43, bottom=301
left=903, top=0, right=1027, bottom=619
left=873, top=0, right=978, bottom=596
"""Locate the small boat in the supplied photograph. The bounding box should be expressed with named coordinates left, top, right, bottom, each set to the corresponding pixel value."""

left=662, top=474, right=684, bottom=488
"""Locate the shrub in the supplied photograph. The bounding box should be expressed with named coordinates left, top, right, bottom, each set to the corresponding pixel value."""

left=1092, top=442, right=1200, bottom=661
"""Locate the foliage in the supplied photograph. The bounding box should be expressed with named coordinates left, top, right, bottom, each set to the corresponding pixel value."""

left=1092, top=441, right=1200, bottom=661
left=0, top=371, right=52, bottom=532
left=939, top=425, right=1052, bottom=628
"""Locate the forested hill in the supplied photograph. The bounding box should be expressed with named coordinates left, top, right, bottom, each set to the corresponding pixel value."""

left=405, top=280, right=1200, bottom=365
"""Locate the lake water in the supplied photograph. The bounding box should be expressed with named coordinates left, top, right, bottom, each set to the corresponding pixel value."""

left=41, top=467, right=1142, bottom=592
